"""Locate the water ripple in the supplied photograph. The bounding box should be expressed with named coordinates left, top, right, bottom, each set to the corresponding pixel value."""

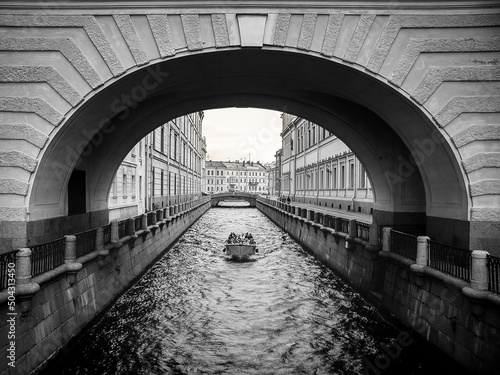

left=43, top=207, right=465, bottom=375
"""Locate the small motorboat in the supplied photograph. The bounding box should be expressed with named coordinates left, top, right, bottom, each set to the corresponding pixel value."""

left=224, top=232, right=257, bottom=259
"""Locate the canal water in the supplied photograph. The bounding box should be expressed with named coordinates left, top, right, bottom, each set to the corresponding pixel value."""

left=43, top=205, right=465, bottom=375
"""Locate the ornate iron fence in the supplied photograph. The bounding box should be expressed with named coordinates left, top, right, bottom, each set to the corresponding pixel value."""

left=488, top=254, right=500, bottom=294
left=428, top=240, right=471, bottom=282
left=30, top=237, right=65, bottom=277
left=341, top=218, right=350, bottom=234
left=75, top=229, right=97, bottom=258
left=0, top=250, right=18, bottom=290
left=390, top=230, right=418, bottom=261
left=103, top=224, right=112, bottom=245
left=356, top=222, right=370, bottom=241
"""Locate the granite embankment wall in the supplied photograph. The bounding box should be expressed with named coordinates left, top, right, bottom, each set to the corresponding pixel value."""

left=0, top=199, right=210, bottom=375
left=257, top=199, right=500, bottom=374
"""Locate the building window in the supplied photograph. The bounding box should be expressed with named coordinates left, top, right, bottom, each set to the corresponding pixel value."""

left=122, top=174, right=127, bottom=197
left=350, top=163, right=355, bottom=189
left=151, top=168, right=155, bottom=197
left=360, top=164, right=366, bottom=189
left=161, top=170, right=164, bottom=196
left=170, top=130, right=177, bottom=160
left=132, top=175, right=136, bottom=198
left=161, top=126, right=165, bottom=154
left=341, top=165, right=345, bottom=189
left=139, top=176, right=142, bottom=200
left=307, top=124, right=312, bottom=148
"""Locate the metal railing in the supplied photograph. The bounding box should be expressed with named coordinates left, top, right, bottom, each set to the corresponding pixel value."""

left=390, top=230, right=417, bottom=261
left=341, top=218, right=350, bottom=234
left=30, top=237, right=65, bottom=277
left=428, top=240, right=471, bottom=282
left=1, top=198, right=209, bottom=282
left=0, top=250, right=18, bottom=290
left=75, top=229, right=97, bottom=258
left=103, top=224, right=112, bottom=245
left=488, top=254, right=500, bottom=294
left=356, top=222, right=370, bottom=241
left=118, top=219, right=128, bottom=239
left=380, top=224, right=425, bottom=243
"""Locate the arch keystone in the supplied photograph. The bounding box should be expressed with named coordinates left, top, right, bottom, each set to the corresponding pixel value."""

left=237, top=14, right=267, bottom=47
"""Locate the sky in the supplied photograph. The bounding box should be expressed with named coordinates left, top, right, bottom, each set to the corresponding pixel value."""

left=202, top=108, right=283, bottom=164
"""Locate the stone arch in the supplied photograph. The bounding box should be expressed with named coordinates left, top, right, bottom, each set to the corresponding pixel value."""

left=0, top=9, right=498, bottom=252
left=28, top=49, right=460, bottom=243
left=211, top=193, right=256, bottom=208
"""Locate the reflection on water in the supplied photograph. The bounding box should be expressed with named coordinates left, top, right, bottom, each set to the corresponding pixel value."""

left=43, top=207, right=464, bottom=375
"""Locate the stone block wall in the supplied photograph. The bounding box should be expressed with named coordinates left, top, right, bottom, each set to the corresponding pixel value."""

left=0, top=199, right=210, bottom=375
left=256, top=200, right=378, bottom=291
left=257, top=198, right=500, bottom=374
left=381, top=256, right=500, bottom=374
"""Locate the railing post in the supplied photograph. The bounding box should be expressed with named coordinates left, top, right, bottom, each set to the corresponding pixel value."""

left=128, top=218, right=135, bottom=235
left=141, top=213, right=148, bottom=230
left=95, top=226, right=109, bottom=268
left=322, top=214, right=331, bottom=227
left=295, top=206, right=301, bottom=216
left=335, top=217, right=342, bottom=232
left=382, top=227, right=391, bottom=251
left=111, top=220, right=119, bottom=243
left=15, top=248, right=39, bottom=315
left=369, top=223, right=379, bottom=246
left=157, top=209, right=163, bottom=222
left=349, top=219, right=357, bottom=236
left=96, top=226, right=104, bottom=251
left=416, top=236, right=430, bottom=266
left=64, top=235, right=81, bottom=286
left=16, top=248, right=32, bottom=287
left=308, top=210, right=314, bottom=221
left=64, top=235, right=76, bottom=264
left=150, top=211, right=157, bottom=225
left=471, top=250, right=489, bottom=291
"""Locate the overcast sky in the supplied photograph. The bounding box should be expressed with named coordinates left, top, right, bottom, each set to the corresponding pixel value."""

left=202, top=108, right=283, bottom=163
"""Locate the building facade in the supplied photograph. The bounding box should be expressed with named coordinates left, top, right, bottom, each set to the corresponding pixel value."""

left=279, top=114, right=373, bottom=213
left=108, top=140, right=146, bottom=221
left=205, top=160, right=269, bottom=193
left=109, top=112, right=206, bottom=220
left=265, top=161, right=278, bottom=196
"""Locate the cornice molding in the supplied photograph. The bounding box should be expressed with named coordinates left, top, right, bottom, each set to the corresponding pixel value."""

left=0, top=1, right=499, bottom=13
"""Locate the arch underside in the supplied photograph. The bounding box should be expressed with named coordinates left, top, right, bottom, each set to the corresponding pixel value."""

left=212, top=193, right=256, bottom=207
left=31, top=49, right=469, bottom=246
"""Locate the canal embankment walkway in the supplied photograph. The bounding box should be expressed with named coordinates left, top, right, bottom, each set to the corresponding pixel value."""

left=265, top=195, right=372, bottom=224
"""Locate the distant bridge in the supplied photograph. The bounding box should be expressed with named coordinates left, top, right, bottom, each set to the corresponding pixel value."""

left=210, top=192, right=257, bottom=207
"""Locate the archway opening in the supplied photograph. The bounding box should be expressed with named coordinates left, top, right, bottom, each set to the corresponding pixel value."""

left=29, top=49, right=469, bottom=247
